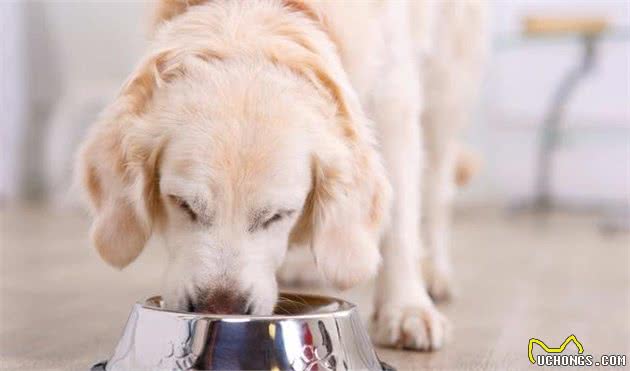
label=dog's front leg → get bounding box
[368,60,449,351]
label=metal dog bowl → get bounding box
[92,293,394,370]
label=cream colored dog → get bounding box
[78,0,487,350]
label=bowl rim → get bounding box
[138,291,358,320]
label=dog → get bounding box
[77,0,487,350]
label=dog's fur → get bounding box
[77,0,487,350]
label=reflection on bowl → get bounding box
[92,293,393,371]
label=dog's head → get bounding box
[78,39,390,314]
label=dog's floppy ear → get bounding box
[306,145,391,290]
[285,43,393,290]
[77,53,174,268]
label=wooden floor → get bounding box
[1,205,628,370]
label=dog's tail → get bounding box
[455,145,481,187]
[152,0,209,33]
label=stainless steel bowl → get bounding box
[92,293,394,371]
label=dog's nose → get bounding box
[193,289,250,315]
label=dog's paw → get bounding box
[370,303,450,351]
[423,259,455,302]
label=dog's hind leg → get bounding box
[421,0,488,302]
[421,107,461,302]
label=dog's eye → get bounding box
[249,208,296,232]
[262,213,283,229]
[169,195,197,221]
[261,209,295,229]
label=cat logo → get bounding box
[530,335,627,367]
[528,334,584,364]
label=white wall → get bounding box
[26,1,149,98]
[489,0,629,126]
[0,2,27,201]
[2,0,629,206]
[462,0,630,205]
[16,1,150,199]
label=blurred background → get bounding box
[1,0,629,211]
[1,1,628,370]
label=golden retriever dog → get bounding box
[77,0,487,350]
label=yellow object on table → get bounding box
[524,16,608,36]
